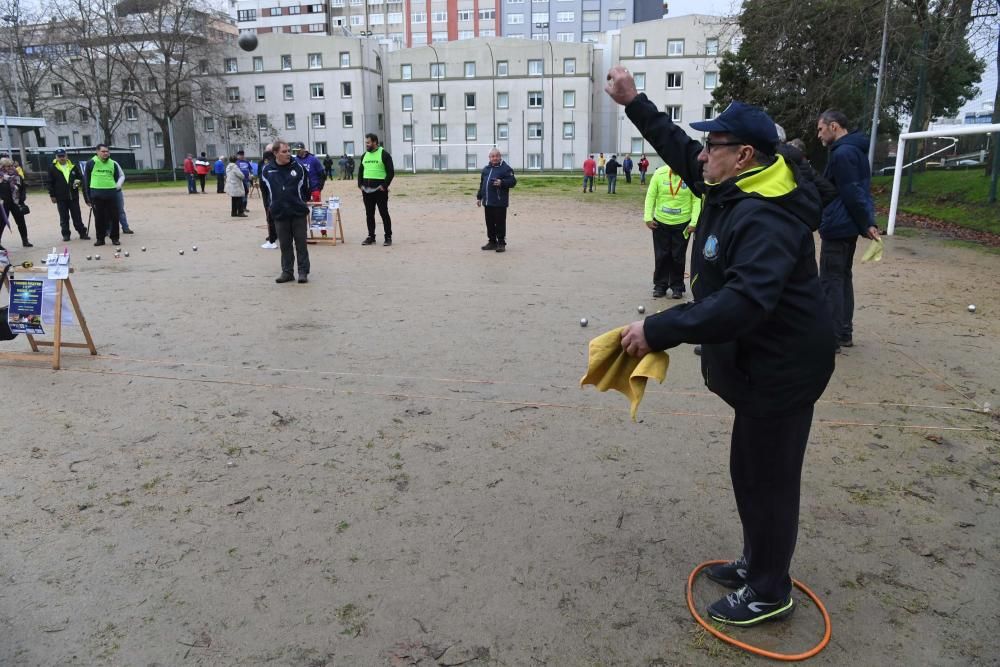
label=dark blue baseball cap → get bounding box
[690,102,779,154]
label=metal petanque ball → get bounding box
[141,246,147,252]
[114,253,120,259]
[238,32,258,52]
[85,255,92,260]
[94,254,101,260]
[580,318,588,327]
[179,249,184,255]
[116,247,122,253]
[968,304,976,313]
[638,305,646,314]
[192,245,198,251]
[124,251,130,257]
[226,459,236,468]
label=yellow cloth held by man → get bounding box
[861,238,884,262]
[580,327,669,421]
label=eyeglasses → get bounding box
[702,139,746,153]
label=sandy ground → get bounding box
[1,175,998,666]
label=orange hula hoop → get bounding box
[686,561,832,661]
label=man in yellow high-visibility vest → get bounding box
[643,164,700,298]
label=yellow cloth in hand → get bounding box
[580,327,669,421]
[861,238,884,262]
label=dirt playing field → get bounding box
[1,175,998,666]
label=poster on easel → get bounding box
[41,278,76,326]
[8,278,45,334]
[309,205,330,232]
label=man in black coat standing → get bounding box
[476,148,516,252]
[47,149,90,241]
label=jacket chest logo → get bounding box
[703,234,720,260]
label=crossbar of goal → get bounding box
[410,143,499,173]
[887,123,1000,235]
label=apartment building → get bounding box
[384,37,593,170]
[500,0,663,43]
[231,0,333,35]
[196,34,386,158]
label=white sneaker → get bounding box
[261,241,278,249]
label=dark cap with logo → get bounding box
[293,142,306,151]
[690,101,779,154]
[55,148,67,156]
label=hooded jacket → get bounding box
[626,93,835,416]
[47,158,84,202]
[295,151,326,192]
[476,160,516,207]
[820,131,874,240]
[260,158,310,220]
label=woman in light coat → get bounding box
[224,157,246,217]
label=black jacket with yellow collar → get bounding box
[625,93,835,417]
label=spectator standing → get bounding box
[644,164,700,298]
[476,148,517,252]
[597,152,606,181]
[605,155,620,194]
[225,156,247,217]
[623,154,634,183]
[194,152,211,193]
[582,154,596,193]
[338,154,348,180]
[236,150,252,210]
[323,154,334,179]
[47,148,89,241]
[183,153,196,194]
[295,143,325,201]
[638,155,650,184]
[358,133,395,246]
[0,157,32,247]
[346,155,356,179]
[260,140,310,283]
[82,144,124,246]
[816,109,879,351]
[213,155,226,193]
[259,144,278,249]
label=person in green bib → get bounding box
[47,149,90,242]
[643,165,700,299]
[357,133,395,246]
[82,144,125,246]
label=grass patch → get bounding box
[873,170,1000,235]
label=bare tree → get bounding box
[44,0,128,146]
[112,0,233,169]
[0,0,54,145]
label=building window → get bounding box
[237,9,256,21]
[128,133,141,148]
[255,85,266,101]
[289,25,302,33]
[562,122,574,139]
[706,37,719,56]
[497,61,508,76]
[314,141,327,155]
[432,10,447,22]
[563,90,575,108]
[288,5,300,13]
[464,61,476,78]
[528,123,543,139]
[257,114,269,130]
[388,12,402,23]
[51,83,63,97]
[631,137,644,153]
[582,31,600,42]
[556,32,574,42]
[350,15,363,25]
[497,92,509,109]
[633,40,646,57]
[224,57,238,73]
[466,153,477,169]
[411,11,426,22]
[608,8,625,20]
[582,10,599,21]
[431,93,446,110]
[430,62,445,79]
[54,110,68,124]
[340,52,350,67]
[531,12,549,23]
[479,8,495,19]
[666,72,682,89]
[153,132,163,146]
[204,117,215,132]
[562,153,575,169]
[508,13,523,24]
[668,39,684,56]
[401,94,413,111]
[341,82,352,97]
[481,28,495,36]
[528,91,543,108]
[403,124,413,141]
[342,111,353,127]
[403,153,413,170]
[527,153,542,170]
[497,123,509,140]
[199,59,209,74]
[253,56,263,72]
[283,84,294,100]
[268,6,281,15]
[703,104,715,120]
[704,72,718,89]
[556,11,573,22]
[311,112,326,128]
[634,73,646,90]
[431,124,447,141]
[466,123,477,141]
[344,141,355,155]
[79,109,89,122]
[228,116,242,130]
[401,63,412,79]
[413,33,427,45]
[308,53,322,69]
[310,83,324,99]
[285,113,296,129]
[665,105,681,122]
[281,54,292,70]
[563,58,575,74]
[458,9,472,21]
[123,105,138,120]
[123,78,138,92]
[528,59,543,76]
[464,92,476,109]
[432,153,448,170]
[225,87,240,102]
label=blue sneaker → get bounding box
[704,555,748,589]
[707,585,794,627]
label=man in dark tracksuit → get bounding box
[607,67,836,627]
[83,144,124,246]
[476,148,516,252]
[47,149,89,241]
[358,133,394,246]
[260,141,310,284]
[817,110,880,350]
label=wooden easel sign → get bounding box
[1,266,97,370]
